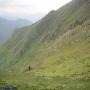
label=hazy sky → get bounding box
[0,0,72,22]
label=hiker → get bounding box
[29,66,31,70]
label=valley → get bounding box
[0,0,90,89]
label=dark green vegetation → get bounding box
[0,0,90,89]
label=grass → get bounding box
[0,72,90,90]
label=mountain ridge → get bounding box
[0,0,89,70]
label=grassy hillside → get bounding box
[0,0,90,89]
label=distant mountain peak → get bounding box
[0,17,32,43]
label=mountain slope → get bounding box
[0,18,32,43]
[0,0,90,89]
[0,0,89,69]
